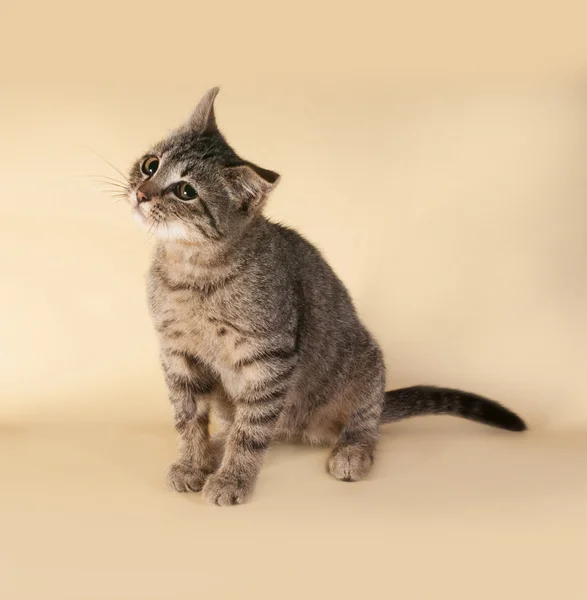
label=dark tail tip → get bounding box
[480,401,527,432]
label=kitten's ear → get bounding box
[189,87,220,134]
[228,162,281,212]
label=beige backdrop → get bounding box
[1,1,587,599]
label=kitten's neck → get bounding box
[158,215,267,279]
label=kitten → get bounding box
[124,88,526,506]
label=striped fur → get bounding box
[123,88,527,505]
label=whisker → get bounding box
[72,143,131,183]
[72,174,128,187]
[145,216,158,243]
[91,181,128,191]
[91,176,129,188]
[92,180,129,191]
[82,174,128,185]
[98,187,129,197]
[98,186,129,203]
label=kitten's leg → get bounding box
[328,369,385,483]
[209,388,235,467]
[203,358,295,506]
[162,350,218,493]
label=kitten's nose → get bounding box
[136,189,149,204]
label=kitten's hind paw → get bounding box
[166,462,211,493]
[328,445,374,482]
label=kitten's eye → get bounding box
[175,182,198,201]
[141,156,159,177]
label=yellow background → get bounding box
[1,1,586,598]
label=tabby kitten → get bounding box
[124,88,526,506]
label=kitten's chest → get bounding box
[149,272,254,369]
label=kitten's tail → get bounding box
[381,386,527,432]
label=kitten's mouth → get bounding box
[133,205,148,225]
[127,191,140,210]
[130,190,151,224]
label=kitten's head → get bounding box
[126,88,280,243]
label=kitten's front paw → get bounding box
[166,462,210,493]
[203,472,251,506]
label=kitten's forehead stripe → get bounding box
[164,131,241,167]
